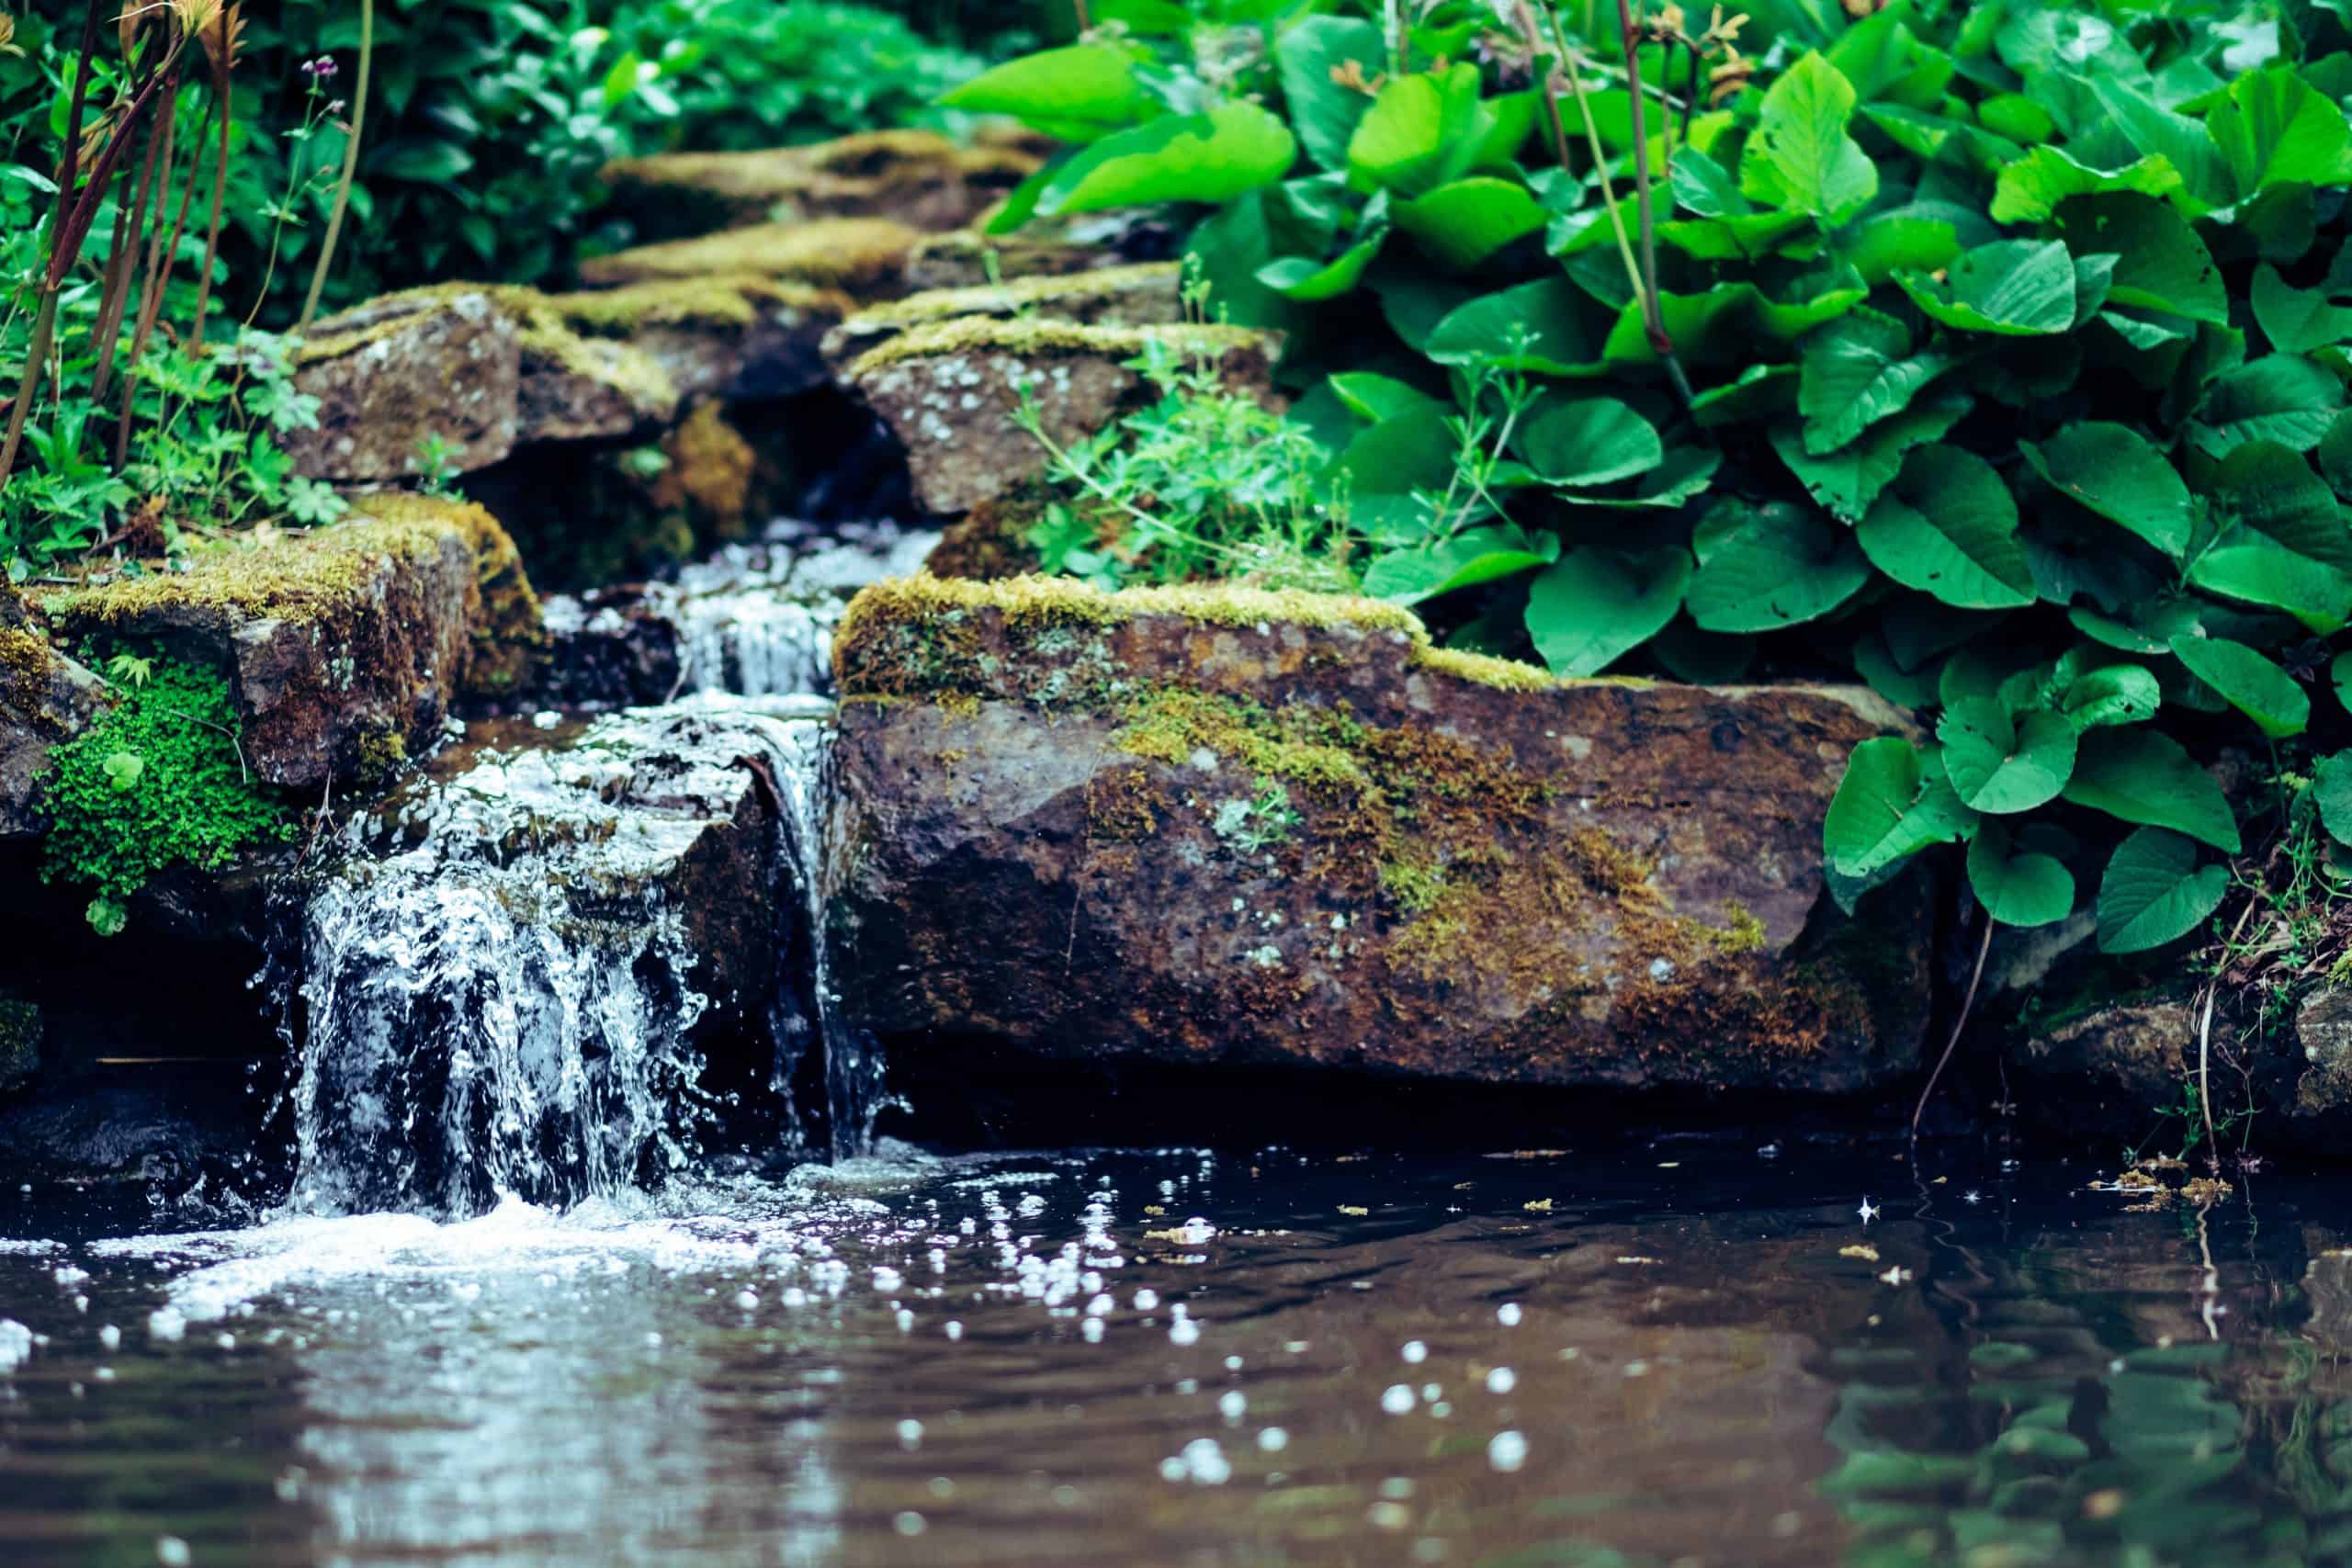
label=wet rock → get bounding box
[45,498,543,790]
[289,287,679,482]
[0,626,107,840]
[824,576,1934,1094]
[841,321,1280,516]
[2007,994,2204,1139]
[923,483,1049,581]
[551,276,853,401]
[2297,985,2352,1111]
[599,130,1038,241]
[821,262,1184,370]
[0,998,38,1094]
[575,216,921,297]
[0,1074,256,1185]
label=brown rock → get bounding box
[822,576,1934,1094]
[820,262,1185,371]
[0,627,107,840]
[550,276,854,401]
[902,211,1181,291]
[46,501,542,790]
[599,130,1038,241]
[841,321,1280,516]
[575,217,920,296]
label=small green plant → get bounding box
[41,651,295,935]
[1212,778,1301,854]
[412,433,464,498]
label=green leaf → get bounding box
[2063,729,2240,851]
[2017,422,2194,559]
[1517,398,1664,488]
[2059,663,2162,730]
[1824,737,1973,878]
[2316,751,2352,846]
[1327,373,1442,423]
[1686,501,1871,632]
[1856,444,2034,611]
[1990,149,2182,224]
[2187,544,2352,632]
[1738,52,1879,225]
[1273,17,1384,169]
[2208,64,2352,199]
[100,750,143,792]
[1938,698,2078,814]
[1967,823,2075,928]
[939,44,1151,140]
[1347,64,1483,197]
[1393,177,1546,270]
[2187,355,2344,457]
[1770,392,1970,523]
[371,138,474,183]
[1555,446,1721,510]
[2089,78,2231,211]
[2059,194,2228,325]
[1524,547,1693,676]
[1334,406,1455,541]
[2251,264,2352,353]
[1424,276,1600,375]
[1039,103,1297,215]
[2167,634,2310,737]
[2096,828,2230,953]
[2211,440,2352,568]
[1601,278,1868,368]
[1255,232,1384,299]
[1363,525,1558,604]
[1798,307,1953,455]
[1897,240,2078,336]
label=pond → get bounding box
[0,1139,2340,1567]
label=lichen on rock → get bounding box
[822,262,1183,368]
[599,130,1038,239]
[575,216,921,295]
[550,276,854,401]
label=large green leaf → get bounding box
[1686,501,1871,632]
[1424,276,1600,375]
[1990,149,2182,224]
[1362,525,1558,604]
[1524,547,1692,676]
[1517,398,1664,488]
[2208,64,2352,199]
[2251,265,2352,353]
[2096,828,2229,953]
[2211,440,2352,569]
[1967,823,2075,928]
[1738,52,1879,225]
[1394,177,1546,269]
[2017,422,2194,559]
[2166,634,2309,738]
[1824,737,1974,879]
[2187,355,2344,457]
[2059,662,2162,730]
[1798,307,1953,455]
[1272,17,1384,170]
[1600,279,1868,368]
[2315,751,2352,847]
[1039,103,1296,215]
[1334,405,1455,542]
[2187,543,2352,632]
[1938,697,2077,814]
[1897,240,2078,335]
[937,44,1152,140]
[1347,64,1483,197]
[1255,232,1384,300]
[2058,194,2228,325]
[1856,445,2034,610]
[2062,729,2240,851]
[2089,77,2232,211]
[1770,392,1970,523]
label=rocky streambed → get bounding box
[0,130,2335,1197]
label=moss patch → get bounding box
[847,317,1267,378]
[550,275,853,335]
[577,217,919,293]
[346,493,545,696]
[840,262,1182,333]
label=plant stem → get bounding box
[1613,0,1693,410]
[1911,914,1993,1143]
[300,0,373,333]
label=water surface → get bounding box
[0,1143,2343,1567]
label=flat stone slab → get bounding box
[45,498,543,790]
[599,130,1038,240]
[824,577,1934,1095]
[821,262,1184,369]
[550,276,852,402]
[841,321,1279,515]
[575,217,921,298]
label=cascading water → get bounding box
[277,518,929,1213]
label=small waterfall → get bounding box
[282,703,825,1214]
[662,518,940,699]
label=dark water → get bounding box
[0,1141,2345,1567]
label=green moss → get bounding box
[1413,645,1559,694]
[50,516,457,628]
[841,262,1182,333]
[577,216,919,292]
[0,626,76,731]
[551,276,852,336]
[848,317,1269,377]
[40,653,295,934]
[346,492,546,696]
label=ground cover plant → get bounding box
[958,0,2352,986]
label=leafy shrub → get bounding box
[962,0,2352,955]
[41,652,295,935]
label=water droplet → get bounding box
[1497,1303,1522,1327]
[1381,1384,1416,1415]
[1487,1430,1530,1472]
[898,1419,923,1450]
[1257,1427,1289,1452]
[1400,1339,1428,1363]
[1486,1367,1516,1393]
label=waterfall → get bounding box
[662,518,939,699]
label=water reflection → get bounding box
[6,1146,2352,1565]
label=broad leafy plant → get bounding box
[962,0,2352,956]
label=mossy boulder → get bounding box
[599,130,1038,241]
[291,287,679,482]
[902,210,1182,292]
[0,626,107,840]
[821,262,1184,369]
[821,575,1934,1096]
[45,502,543,789]
[842,320,1280,516]
[550,276,853,401]
[574,216,920,296]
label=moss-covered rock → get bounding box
[821,262,1184,369]
[599,130,1038,241]
[0,626,108,840]
[45,502,542,788]
[575,216,920,296]
[842,320,1281,516]
[822,574,1933,1095]
[549,276,853,401]
[901,210,1182,292]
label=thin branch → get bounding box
[1911,914,1994,1144]
[299,0,373,333]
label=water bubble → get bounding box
[1134,1289,1160,1311]
[1381,1384,1416,1415]
[98,1325,121,1352]
[1400,1339,1428,1363]
[898,1419,923,1450]
[1081,1317,1104,1343]
[155,1538,191,1567]
[1218,1390,1247,1422]
[1170,1318,1201,1346]
[1257,1427,1289,1452]
[734,1290,759,1311]
[1368,1500,1413,1530]
[893,1511,926,1537]
[944,1321,964,1341]
[1159,1457,1187,1483]
[1497,1303,1522,1327]
[1487,1430,1530,1472]
[1180,1438,1232,1485]
[1486,1367,1517,1394]
[147,1307,187,1342]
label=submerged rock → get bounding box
[824,577,1933,1094]
[45,498,543,789]
[599,130,1038,241]
[841,321,1280,515]
[0,626,107,840]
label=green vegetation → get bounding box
[956,0,2352,960]
[40,651,293,934]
